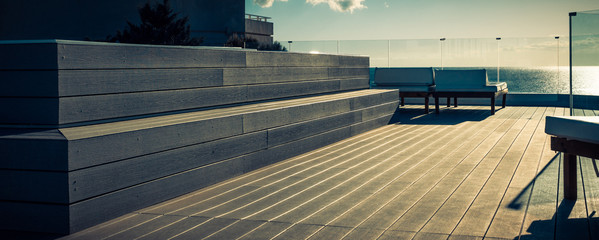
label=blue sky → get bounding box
[246,0,599,41]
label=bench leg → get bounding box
[454,97,458,107]
[446,97,450,107]
[502,94,507,108]
[491,97,496,115]
[564,153,577,200]
[435,96,440,114]
[424,97,429,113]
[401,96,405,106]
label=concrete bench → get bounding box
[545,116,599,200]
[0,40,398,234]
[434,69,508,115]
[373,67,435,113]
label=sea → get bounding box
[369,66,599,96]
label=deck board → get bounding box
[55,106,599,240]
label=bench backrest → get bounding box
[374,67,434,86]
[434,69,488,90]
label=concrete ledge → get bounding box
[0,90,398,234]
[0,40,247,70]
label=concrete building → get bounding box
[0,0,273,46]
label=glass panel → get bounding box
[571,10,599,115]
[283,37,573,94]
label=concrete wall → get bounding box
[0,0,244,45]
[245,19,274,43]
[0,40,398,234]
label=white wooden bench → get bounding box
[373,67,435,113]
[434,69,508,115]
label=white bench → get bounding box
[373,67,435,113]
[545,116,599,200]
[434,69,508,114]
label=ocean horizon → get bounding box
[369,66,599,96]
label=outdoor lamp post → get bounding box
[440,38,446,70]
[496,37,501,83]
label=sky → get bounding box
[245,0,599,41]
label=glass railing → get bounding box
[284,37,575,95]
[571,10,599,115]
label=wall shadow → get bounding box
[390,106,495,125]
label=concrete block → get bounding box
[0,129,67,171]
[267,111,360,147]
[55,41,247,69]
[247,80,340,102]
[350,113,396,136]
[340,78,369,91]
[64,115,243,170]
[337,55,369,68]
[360,101,400,122]
[57,69,224,96]
[223,67,329,85]
[0,201,69,234]
[0,69,223,97]
[0,98,59,125]
[0,41,58,70]
[67,131,267,203]
[350,89,399,110]
[0,170,68,203]
[246,51,339,67]
[329,67,369,79]
[243,126,352,172]
[0,40,248,70]
[68,154,249,234]
[242,97,351,133]
[58,86,248,124]
[0,71,58,97]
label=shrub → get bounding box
[107,0,202,46]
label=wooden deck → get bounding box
[59,106,599,240]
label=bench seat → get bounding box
[373,67,435,113]
[545,116,599,200]
[434,69,508,114]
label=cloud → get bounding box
[306,0,367,13]
[384,2,389,8]
[253,0,288,8]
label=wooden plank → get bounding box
[103,215,187,240]
[485,107,553,239]
[581,106,599,239]
[555,155,591,239]
[580,156,599,239]
[136,216,210,240]
[449,107,543,237]
[200,219,266,240]
[236,222,292,239]
[417,107,535,236]
[329,107,525,234]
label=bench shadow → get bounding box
[509,153,597,239]
[390,106,497,125]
